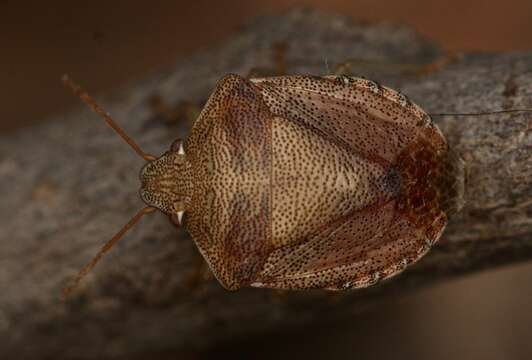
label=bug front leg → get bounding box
[144,94,203,130]
[168,206,214,292]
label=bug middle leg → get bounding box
[332,52,462,77]
[247,42,289,78]
[184,253,214,293]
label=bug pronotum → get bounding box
[62,73,531,296]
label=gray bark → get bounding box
[1,9,531,359]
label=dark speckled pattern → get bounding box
[141,73,465,290]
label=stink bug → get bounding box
[62,73,467,295]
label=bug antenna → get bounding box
[430,109,532,117]
[62,74,157,162]
[62,206,157,299]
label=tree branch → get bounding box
[1,9,531,359]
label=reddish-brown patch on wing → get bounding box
[395,126,465,242]
[185,74,274,290]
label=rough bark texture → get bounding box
[1,10,531,359]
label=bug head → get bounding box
[61,75,191,298]
[139,139,192,215]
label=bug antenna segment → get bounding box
[62,206,157,299]
[62,74,157,162]
[430,109,532,117]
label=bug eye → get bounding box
[170,138,184,153]
[169,210,187,227]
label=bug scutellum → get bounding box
[62,72,471,295]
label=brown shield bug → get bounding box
[62,73,471,295]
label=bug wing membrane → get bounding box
[249,75,458,290]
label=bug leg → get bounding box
[332,52,462,77]
[413,52,463,76]
[331,63,383,92]
[333,61,354,76]
[272,42,288,76]
[144,94,202,129]
[169,210,214,292]
[269,289,290,304]
[247,42,288,78]
[184,254,213,292]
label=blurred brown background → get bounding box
[2,1,532,359]
[3,0,532,132]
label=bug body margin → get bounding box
[138,73,466,291]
